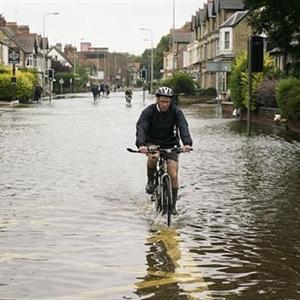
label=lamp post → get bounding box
[72,38,84,93]
[73,38,84,74]
[42,12,59,91]
[140,27,153,94]
[172,0,176,74]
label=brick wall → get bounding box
[233,18,251,56]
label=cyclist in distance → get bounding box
[135,86,193,214]
[125,87,133,97]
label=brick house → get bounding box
[183,0,249,91]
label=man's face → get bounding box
[157,96,171,112]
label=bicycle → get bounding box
[127,145,189,226]
[125,94,132,106]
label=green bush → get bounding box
[204,87,217,97]
[254,78,278,108]
[228,52,248,108]
[160,71,195,96]
[228,52,279,110]
[0,73,13,100]
[17,72,35,102]
[276,77,300,121]
[52,72,73,94]
[0,67,35,102]
[193,87,216,97]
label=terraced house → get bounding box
[0,15,51,85]
[165,0,251,93]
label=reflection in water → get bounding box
[135,227,211,299]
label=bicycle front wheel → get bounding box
[162,176,173,226]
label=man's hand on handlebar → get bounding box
[139,146,148,154]
[181,145,193,153]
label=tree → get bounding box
[140,35,170,82]
[161,71,195,97]
[153,35,170,80]
[140,49,151,81]
[244,0,300,71]
[51,60,71,73]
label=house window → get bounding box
[27,54,33,66]
[224,31,230,49]
[216,40,220,55]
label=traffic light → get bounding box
[249,36,264,73]
[140,68,147,80]
[48,69,54,81]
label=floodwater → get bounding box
[1,91,300,300]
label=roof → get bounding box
[48,45,73,65]
[0,27,27,52]
[14,33,37,53]
[220,10,248,27]
[208,1,214,18]
[199,8,205,24]
[213,0,244,13]
[219,0,244,10]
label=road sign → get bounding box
[8,48,20,64]
[59,78,64,84]
[206,61,231,72]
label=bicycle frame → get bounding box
[150,150,174,226]
[127,145,192,226]
[152,154,168,196]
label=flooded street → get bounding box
[1,91,300,299]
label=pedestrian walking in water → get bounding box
[34,83,43,102]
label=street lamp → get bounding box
[42,12,59,91]
[73,38,84,75]
[172,0,176,73]
[43,12,59,38]
[73,38,84,93]
[140,27,153,94]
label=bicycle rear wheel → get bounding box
[162,176,173,226]
[152,175,161,213]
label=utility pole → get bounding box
[172,0,176,74]
[140,28,154,94]
[42,12,59,92]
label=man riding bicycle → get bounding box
[135,86,193,214]
[125,88,133,97]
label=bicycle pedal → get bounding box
[171,209,178,215]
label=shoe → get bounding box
[171,206,178,215]
[145,178,155,194]
[171,188,178,215]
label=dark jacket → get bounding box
[136,103,192,148]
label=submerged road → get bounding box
[1,91,300,299]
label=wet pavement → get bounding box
[1,91,300,299]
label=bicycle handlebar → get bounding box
[126,146,193,154]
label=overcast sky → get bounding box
[1,0,205,55]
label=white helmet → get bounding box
[155,86,173,97]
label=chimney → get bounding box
[56,43,62,52]
[0,14,6,26]
[17,25,30,34]
[6,22,18,33]
[64,44,75,58]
